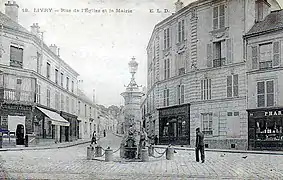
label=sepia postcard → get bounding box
[0,0,283,179]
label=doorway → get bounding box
[16,124,24,145]
[65,126,69,142]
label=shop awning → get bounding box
[37,107,70,127]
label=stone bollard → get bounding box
[141,148,149,162]
[95,145,103,157]
[87,146,95,160]
[148,144,154,157]
[166,146,174,160]
[105,147,113,162]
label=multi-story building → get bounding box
[142,0,281,150]
[244,9,283,150]
[77,87,98,139]
[0,1,99,146]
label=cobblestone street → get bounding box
[0,133,283,179]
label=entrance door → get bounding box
[51,125,55,139]
[65,126,69,142]
[16,124,24,145]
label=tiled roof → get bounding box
[246,10,283,36]
[0,12,29,33]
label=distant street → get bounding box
[0,133,283,179]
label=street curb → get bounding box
[153,145,283,155]
[0,140,91,152]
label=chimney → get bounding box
[49,44,58,55]
[175,0,184,12]
[5,1,19,23]
[30,23,40,36]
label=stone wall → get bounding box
[188,138,248,150]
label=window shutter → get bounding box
[181,85,184,103]
[219,5,225,29]
[213,7,218,30]
[163,29,166,50]
[183,19,187,40]
[212,113,219,136]
[201,80,203,100]
[252,46,258,69]
[177,85,180,104]
[273,41,280,67]
[178,21,181,43]
[207,43,212,67]
[226,38,233,64]
[175,23,179,44]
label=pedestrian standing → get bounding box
[103,130,106,137]
[91,131,97,145]
[195,127,205,163]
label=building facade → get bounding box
[245,9,283,150]
[77,88,98,140]
[0,1,100,146]
[142,0,281,150]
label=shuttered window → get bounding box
[207,44,212,67]
[201,79,211,100]
[10,45,23,68]
[178,19,185,43]
[257,80,274,107]
[47,89,51,107]
[273,41,280,67]
[252,46,258,69]
[176,85,185,104]
[213,5,225,30]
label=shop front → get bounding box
[0,103,33,147]
[247,107,283,151]
[35,107,70,143]
[157,103,190,145]
[60,111,78,142]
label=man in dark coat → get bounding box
[195,127,205,163]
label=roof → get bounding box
[0,11,29,33]
[0,11,80,77]
[245,9,283,37]
[77,89,95,107]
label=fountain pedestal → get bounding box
[120,57,144,160]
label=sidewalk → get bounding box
[154,144,283,155]
[0,139,91,152]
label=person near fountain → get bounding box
[138,128,148,158]
[91,131,97,145]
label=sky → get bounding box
[0,0,282,107]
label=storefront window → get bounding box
[255,117,283,141]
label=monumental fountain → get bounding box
[120,57,144,159]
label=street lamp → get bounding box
[128,57,138,87]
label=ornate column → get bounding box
[120,57,144,159]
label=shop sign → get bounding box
[160,106,187,116]
[2,104,32,111]
[265,110,283,116]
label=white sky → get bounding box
[0,0,282,107]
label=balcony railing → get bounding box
[0,88,35,103]
[213,58,226,68]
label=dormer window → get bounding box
[255,0,270,22]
